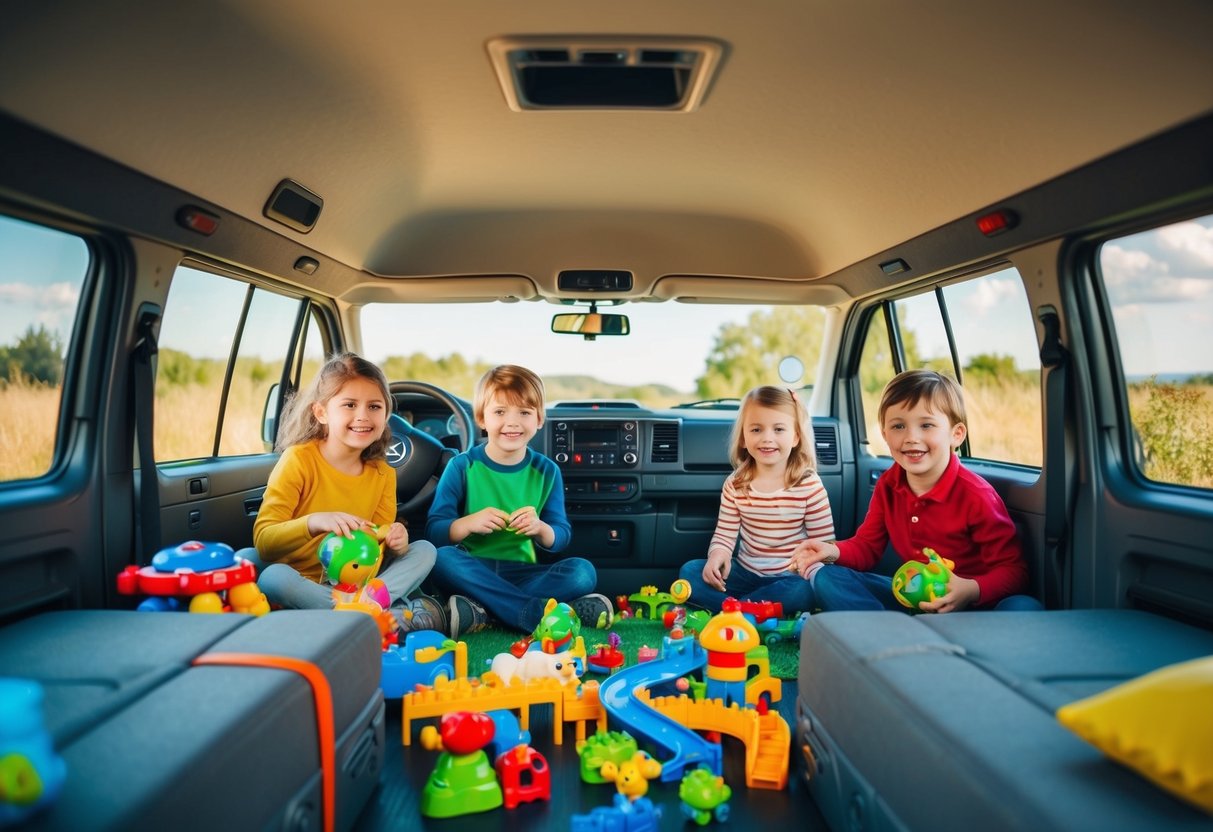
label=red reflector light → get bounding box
[976,209,1018,237]
[177,206,220,236]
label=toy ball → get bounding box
[892,548,955,610]
[670,578,692,604]
[317,529,382,585]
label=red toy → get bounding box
[495,744,551,809]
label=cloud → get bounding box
[0,281,80,309]
[1101,244,1211,304]
[961,276,1020,316]
[1157,221,1213,274]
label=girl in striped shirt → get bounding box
[678,386,835,614]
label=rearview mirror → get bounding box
[551,312,630,338]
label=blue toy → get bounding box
[571,792,662,832]
[151,540,238,573]
[0,678,66,826]
[380,631,467,698]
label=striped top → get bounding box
[708,473,835,577]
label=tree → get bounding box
[0,324,63,386]
[695,307,826,399]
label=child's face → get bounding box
[312,376,387,455]
[478,393,542,460]
[742,403,799,476]
[880,398,966,491]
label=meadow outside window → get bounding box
[0,214,90,483]
[155,265,326,462]
[1099,213,1213,491]
[856,266,1043,467]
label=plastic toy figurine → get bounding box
[625,584,676,620]
[318,527,397,640]
[614,595,634,618]
[116,540,266,616]
[489,647,581,685]
[599,750,663,801]
[571,792,662,832]
[758,611,810,646]
[736,598,783,625]
[587,633,625,675]
[578,729,639,784]
[0,678,66,826]
[380,630,468,699]
[892,547,955,610]
[533,597,582,653]
[419,711,503,818]
[679,766,732,825]
[698,598,760,707]
[495,743,550,809]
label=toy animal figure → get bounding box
[318,527,396,638]
[489,648,581,685]
[532,598,581,654]
[892,547,956,610]
[599,751,663,801]
[679,767,732,826]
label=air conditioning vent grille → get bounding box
[813,424,839,467]
[651,423,680,463]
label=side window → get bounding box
[155,265,317,462]
[0,215,90,483]
[1099,214,1213,490]
[856,266,1043,466]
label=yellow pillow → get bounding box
[1057,656,1213,814]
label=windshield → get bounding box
[361,301,826,408]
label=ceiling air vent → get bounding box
[651,422,680,463]
[487,37,724,112]
[813,424,839,467]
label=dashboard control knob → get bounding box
[555,452,569,463]
[623,452,637,464]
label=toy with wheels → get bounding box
[679,766,732,825]
[115,540,267,616]
[891,547,955,610]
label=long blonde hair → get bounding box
[729,386,815,492]
[275,352,393,462]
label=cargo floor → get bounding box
[354,680,826,831]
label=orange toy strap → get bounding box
[193,652,335,832]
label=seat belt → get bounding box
[1038,306,1070,609]
[132,303,162,562]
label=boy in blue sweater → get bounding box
[426,365,613,636]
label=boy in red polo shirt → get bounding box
[790,369,1040,612]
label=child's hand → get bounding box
[507,506,546,538]
[307,511,372,538]
[383,521,409,555]
[787,539,838,578]
[918,574,980,614]
[702,551,731,592]
[463,507,512,535]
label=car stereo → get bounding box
[549,419,638,468]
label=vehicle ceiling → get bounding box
[2,1,1212,305]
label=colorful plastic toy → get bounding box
[0,678,66,826]
[587,633,625,675]
[419,711,503,818]
[736,598,783,625]
[892,547,955,610]
[679,766,732,825]
[483,709,531,761]
[600,750,662,801]
[614,595,634,619]
[495,743,550,809]
[757,611,810,646]
[571,792,662,832]
[533,597,582,653]
[625,584,678,620]
[699,598,761,707]
[578,730,639,784]
[116,540,266,616]
[380,630,468,698]
[490,647,581,685]
[318,528,397,641]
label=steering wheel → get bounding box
[386,381,475,517]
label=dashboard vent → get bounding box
[651,423,680,462]
[813,424,839,466]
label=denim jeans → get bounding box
[239,540,437,610]
[678,558,816,615]
[813,565,1043,612]
[429,545,597,631]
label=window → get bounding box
[856,266,1043,466]
[0,214,90,482]
[1099,214,1213,490]
[155,265,324,462]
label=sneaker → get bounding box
[572,593,614,630]
[448,594,490,637]
[395,593,447,635]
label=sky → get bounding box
[3,215,1212,386]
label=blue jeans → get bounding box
[813,566,1043,612]
[678,559,816,615]
[239,540,437,610]
[429,545,597,632]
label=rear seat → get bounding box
[0,610,384,831]
[797,610,1213,831]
